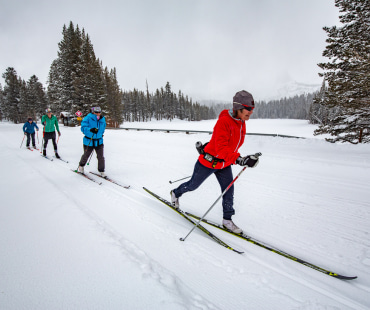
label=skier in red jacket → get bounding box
[171,90,259,233]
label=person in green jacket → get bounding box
[41,108,61,158]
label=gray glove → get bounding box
[236,155,259,168]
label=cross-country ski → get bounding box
[90,172,130,189]
[143,187,243,254]
[185,211,357,280]
[71,169,102,185]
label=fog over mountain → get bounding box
[200,80,321,107]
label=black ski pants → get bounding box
[43,131,57,151]
[79,144,105,172]
[173,160,235,220]
[26,132,36,147]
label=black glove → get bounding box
[58,131,61,136]
[236,155,259,168]
[90,128,98,134]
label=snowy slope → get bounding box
[1,119,370,310]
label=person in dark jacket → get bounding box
[41,108,61,158]
[78,106,107,176]
[23,117,39,149]
[170,90,260,233]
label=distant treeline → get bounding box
[122,82,216,122]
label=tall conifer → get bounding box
[316,0,370,143]
[2,67,21,123]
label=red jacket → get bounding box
[199,109,246,169]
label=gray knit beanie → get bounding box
[233,90,254,110]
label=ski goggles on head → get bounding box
[92,107,101,113]
[45,108,52,113]
[233,102,255,111]
[242,105,254,111]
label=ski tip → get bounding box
[335,275,358,280]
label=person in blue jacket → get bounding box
[78,106,107,176]
[23,117,39,149]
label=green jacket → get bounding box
[41,114,60,133]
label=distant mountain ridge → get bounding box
[266,81,321,102]
[200,81,319,120]
[199,81,321,106]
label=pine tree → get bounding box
[316,0,370,143]
[75,32,106,114]
[18,79,28,122]
[104,67,123,126]
[27,75,47,121]
[0,84,4,120]
[309,80,327,124]
[2,67,21,123]
[57,22,83,112]
[164,82,173,120]
[47,59,63,111]
[47,22,122,120]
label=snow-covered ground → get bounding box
[1,118,369,310]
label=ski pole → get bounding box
[86,135,95,166]
[169,176,191,184]
[37,130,39,144]
[87,148,95,165]
[20,134,26,148]
[75,136,94,170]
[180,152,262,242]
[40,125,45,154]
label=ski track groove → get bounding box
[22,155,221,310]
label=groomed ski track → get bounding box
[1,122,370,310]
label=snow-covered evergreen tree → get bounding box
[1,67,21,123]
[26,75,47,121]
[309,80,329,125]
[48,21,122,119]
[315,0,370,143]
[0,84,3,120]
[18,79,28,122]
[104,67,123,126]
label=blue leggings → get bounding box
[173,160,235,219]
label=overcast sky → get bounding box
[0,0,340,102]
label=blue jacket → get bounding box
[23,121,39,134]
[81,113,106,147]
